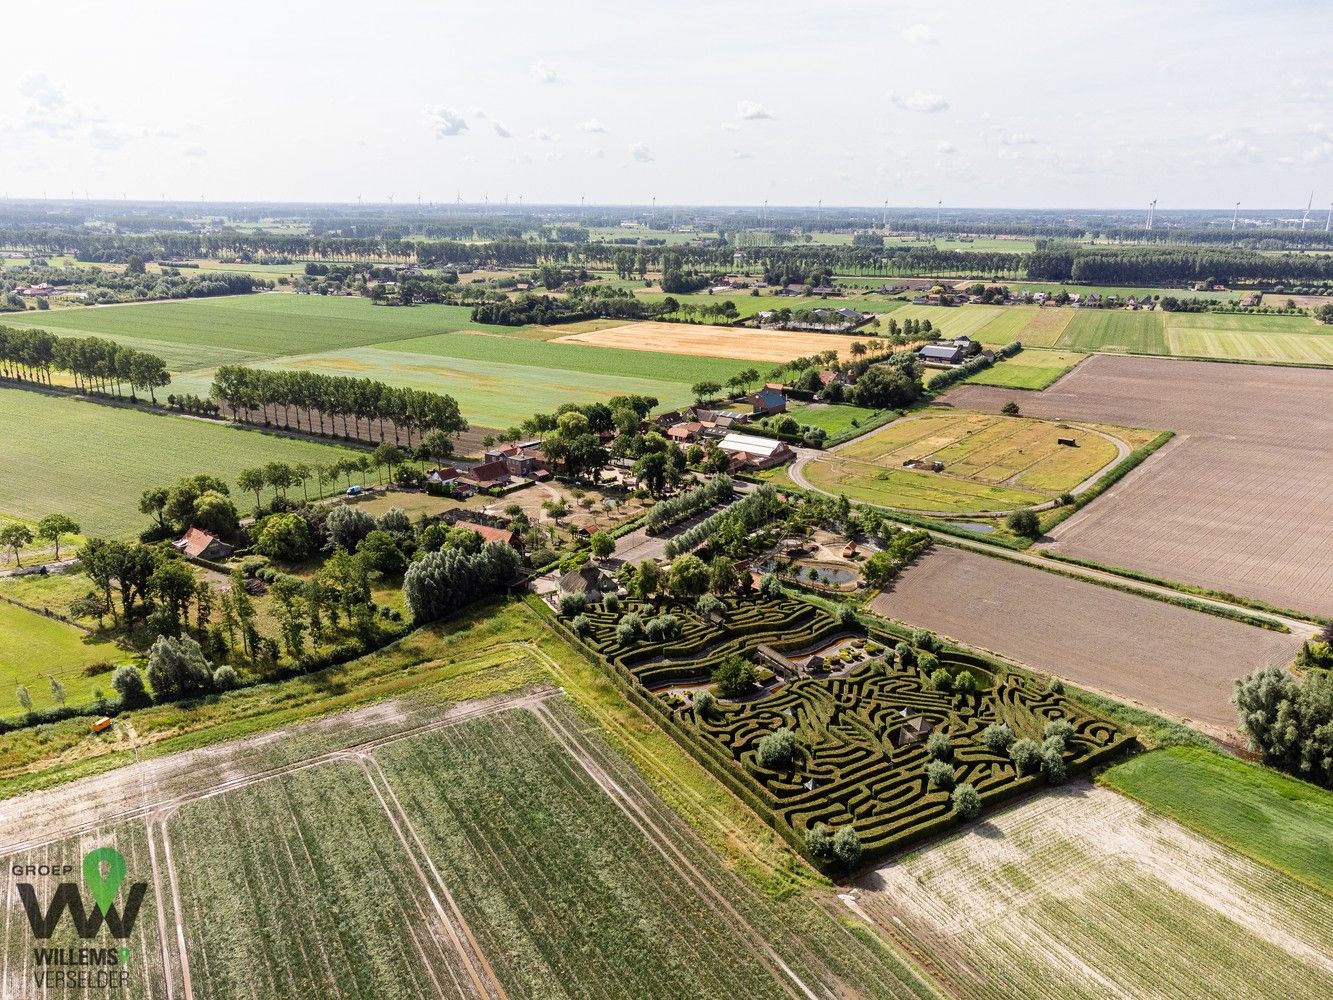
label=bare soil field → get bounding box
[851,783,1333,1000]
[555,320,871,362]
[868,547,1302,734]
[940,355,1333,615]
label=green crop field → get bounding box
[974,305,1075,348]
[0,602,130,715]
[0,390,361,537]
[168,342,731,428]
[889,303,1005,341]
[965,349,1086,390]
[1055,309,1168,353]
[4,295,514,367]
[806,410,1121,512]
[1163,312,1333,363]
[1101,746,1333,895]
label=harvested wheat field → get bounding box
[851,783,1333,1000]
[555,320,872,362]
[940,355,1333,615]
[868,547,1302,733]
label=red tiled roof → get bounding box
[455,521,516,546]
[176,527,219,558]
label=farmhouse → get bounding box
[558,565,614,602]
[454,519,522,551]
[485,441,548,477]
[459,460,512,491]
[918,343,965,365]
[748,385,788,416]
[172,527,233,560]
[718,431,793,469]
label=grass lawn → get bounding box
[781,402,884,435]
[0,390,362,537]
[1101,746,1333,896]
[965,349,1086,390]
[802,459,1047,513]
[887,304,1005,341]
[1055,309,1168,353]
[3,295,515,369]
[1163,312,1333,364]
[0,602,129,715]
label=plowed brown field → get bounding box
[941,355,1333,615]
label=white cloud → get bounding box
[936,140,957,154]
[734,151,752,159]
[577,119,607,133]
[588,146,604,159]
[424,107,468,137]
[492,121,512,138]
[19,74,67,112]
[720,122,740,132]
[737,99,774,120]
[183,145,207,158]
[629,142,653,162]
[1206,131,1261,158]
[890,90,950,113]
[530,61,561,84]
[994,131,1037,146]
[471,108,488,119]
[901,23,938,45]
[531,127,559,142]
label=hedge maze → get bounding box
[562,592,1130,863]
[577,596,845,687]
[686,652,1129,855]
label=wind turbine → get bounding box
[1146,199,1156,231]
[1232,202,1240,232]
[1326,202,1332,233]
[1300,191,1313,231]
[936,200,942,225]
[883,199,888,228]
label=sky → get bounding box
[1,0,1330,209]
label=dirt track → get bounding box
[940,355,1333,616]
[869,546,1303,735]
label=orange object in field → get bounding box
[90,717,112,734]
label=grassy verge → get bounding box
[1100,746,1333,896]
[1039,551,1329,626]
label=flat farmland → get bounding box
[169,343,727,428]
[4,294,507,367]
[941,355,1333,615]
[1163,311,1333,363]
[868,547,1302,733]
[965,349,1085,390]
[1054,309,1168,353]
[0,602,130,715]
[0,687,943,1000]
[889,303,1005,341]
[0,390,362,536]
[554,319,873,362]
[854,784,1333,1000]
[973,305,1075,347]
[802,410,1123,513]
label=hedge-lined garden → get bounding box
[684,646,1130,857]
[558,586,1131,867]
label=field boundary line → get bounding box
[0,684,559,856]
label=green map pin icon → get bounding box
[82,848,127,914]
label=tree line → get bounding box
[210,366,466,446]
[0,325,171,401]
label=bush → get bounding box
[836,603,859,627]
[357,530,407,575]
[1042,747,1068,784]
[1044,717,1074,748]
[911,628,936,652]
[570,614,591,637]
[1046,676,1065,694]
[832,826,862,867]
[951,782,981,819]
[1006,509,1041,539]
[695,593,725,617]
[926,731,953,761]
[981,722,1014,753]
[212,665,240,691]
[326,506,376,550]
[1009,737,1042,775]
[602,592,621,614]
[643,613,680,641]
[1001,401,1020,417]
[376,507,412,535]
[894,641,913,667]
[953,670,978,694]
[805,822,833,859]
[925,759,955,790]
[712,655,756,698]
[759,572,782,598]
[692,689,716,720]
[927,665,949,690]
[253,512,312,562]
[111,665,148,706]
[756,728,796,769]
[557,591,587,617]
[616,612,644,644]
[146,634,213,700]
